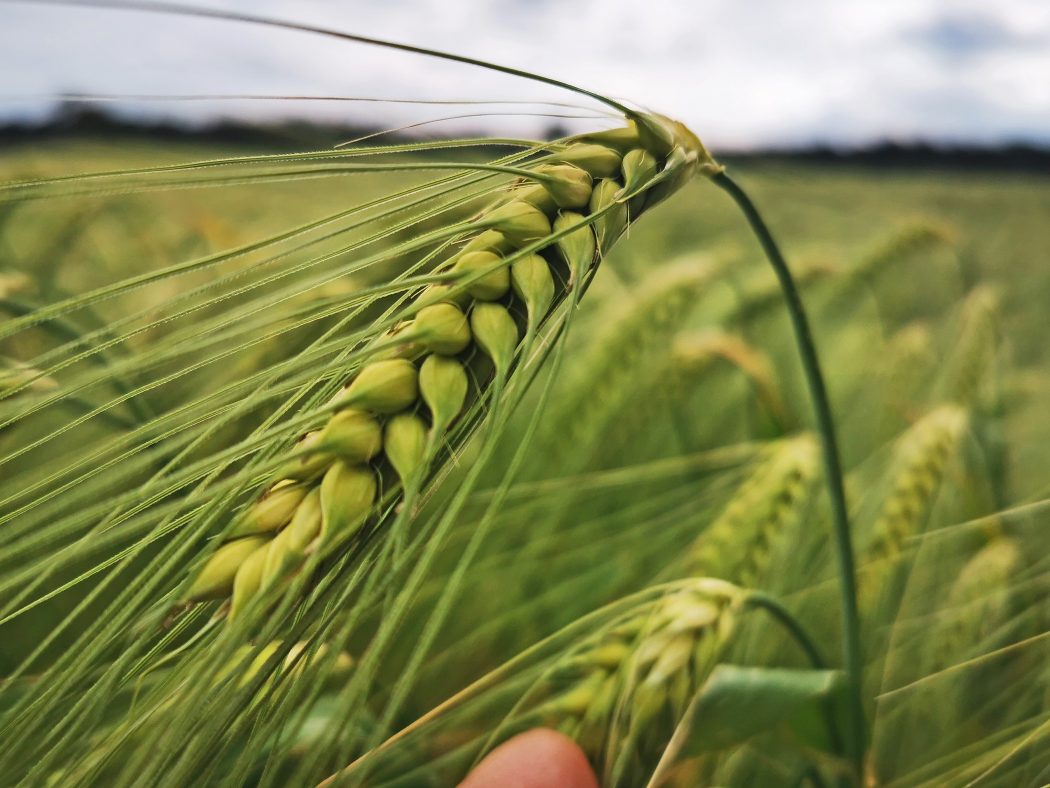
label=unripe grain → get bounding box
[384,412,429,485]
[229,541,270,622]
[413,303,471,355]
[483,200,552,246]
[334,359,418,414]
[317,409,382,463]
[536,163,593,209]
[470,303,519,373]
[229,480,308,537]
[554,143,622,178]
[554,212,597,285]
[320,461,377,542]
[419,354,469,433]
[187,536,269,601]
[454,251,510,301]
[511,253,555,328]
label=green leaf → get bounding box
[678,665,846,755]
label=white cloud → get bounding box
[1,0,1048,147]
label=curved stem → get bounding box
[745,592,826,670]
[712,171,865,781]
[745,592,844,760]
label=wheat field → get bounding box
[2,17,1050,787]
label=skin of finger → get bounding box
[458,728,599,788]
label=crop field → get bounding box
[1,129,1049,788]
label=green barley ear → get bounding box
[333,359,419,414]
[524,579,744,782]
[470,302,519,374]
[454,251,510,301]
[319,461,377,542]
[186,537,270,601]
[411,303,472,355]
[686,433,820,587]
[384,413,429,486]
[861,405,969,614]
[419,354,469,434]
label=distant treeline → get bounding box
[3,105,1049,172]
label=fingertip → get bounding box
[459,728,598,788]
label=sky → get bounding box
[2,0,1050,149]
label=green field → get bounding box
[1,137,1048,786]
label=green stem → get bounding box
[713,171,864,780]
[745,593,826,670]
[745,592,843,759]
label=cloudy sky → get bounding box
[2,0,1050,148]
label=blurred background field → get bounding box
[2,118,1049,788]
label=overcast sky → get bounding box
[2,0,1050,148]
